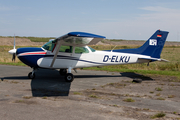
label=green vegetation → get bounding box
[151,112,166,119]
[168,95,175,98]
[155,87,162,91]
[156,93,161,96]
[89,94,98,98]
[157,97,165,100]
[22,96,32,99]
[149,91,154,94]
[123,98,135,102]
[73,92,82,95]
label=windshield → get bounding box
[42,40,56,51]
[88,46,96,52]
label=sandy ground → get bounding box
[0,65,180,120]
[0,38,45,46]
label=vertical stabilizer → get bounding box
[139,30,169,58]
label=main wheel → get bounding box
[65,73,74,82]
[28,72,35,79]
[59,69,67,76]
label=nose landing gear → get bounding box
[28,68,37,79]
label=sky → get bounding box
[0,0,180,41]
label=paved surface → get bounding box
[0,65,180,120]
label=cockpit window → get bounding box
[89,47,96,52]
[42,41,56,51]
[59,46,73,53]
[75,47,89,54]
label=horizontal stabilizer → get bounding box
[138,58,169,62]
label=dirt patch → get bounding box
[0,38,45,46]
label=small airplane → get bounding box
[8,30,169,82]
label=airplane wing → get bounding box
[50,32,106,67]
[54,32,106,46]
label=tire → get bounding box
[59,69,67,76]
[65,73,74,82]
[28,72,35,79]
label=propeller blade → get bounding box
[12,53,16,62]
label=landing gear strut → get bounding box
[59,69,67,76]
[64,67,74,82]
[28,68,36,79]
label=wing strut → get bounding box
[50,41,61,68]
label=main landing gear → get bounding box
[28,67,74,82]
[59,67,74,82]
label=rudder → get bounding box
[138,30,169,58]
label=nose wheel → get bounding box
[28,68,36,79]
[28,72,35,79]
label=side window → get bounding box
[75,47,89,54]
[59,46,72,53]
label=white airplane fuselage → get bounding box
[36,46,149,69]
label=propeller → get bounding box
[8,34,17,62]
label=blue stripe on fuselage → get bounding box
[16,47,45,68]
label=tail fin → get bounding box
[138,30,169,58]
[112,30,169,58]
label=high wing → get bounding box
[54,32,106,46]
[50,32,106,67]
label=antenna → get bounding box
[111,45,117,52]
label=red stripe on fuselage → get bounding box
[19,52,46,56]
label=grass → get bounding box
[73,92,82,95]
[149,91,154,94]
[89,94,98,98]
[22,96,32,99]
[155,87,163,91]
[151,112,166,119]
[157,97,165,100]
[123,98,135,102]
[168,95,175,98]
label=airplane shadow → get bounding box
[31,69,71,97]
[74,75,121,78]
[0,76,29,81]
[1,69,153,97]
[120,72,154,81]
[0,69,71,97]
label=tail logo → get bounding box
[149,39,157,46]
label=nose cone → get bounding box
[16,47,45,68]
[8,48,17,55]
